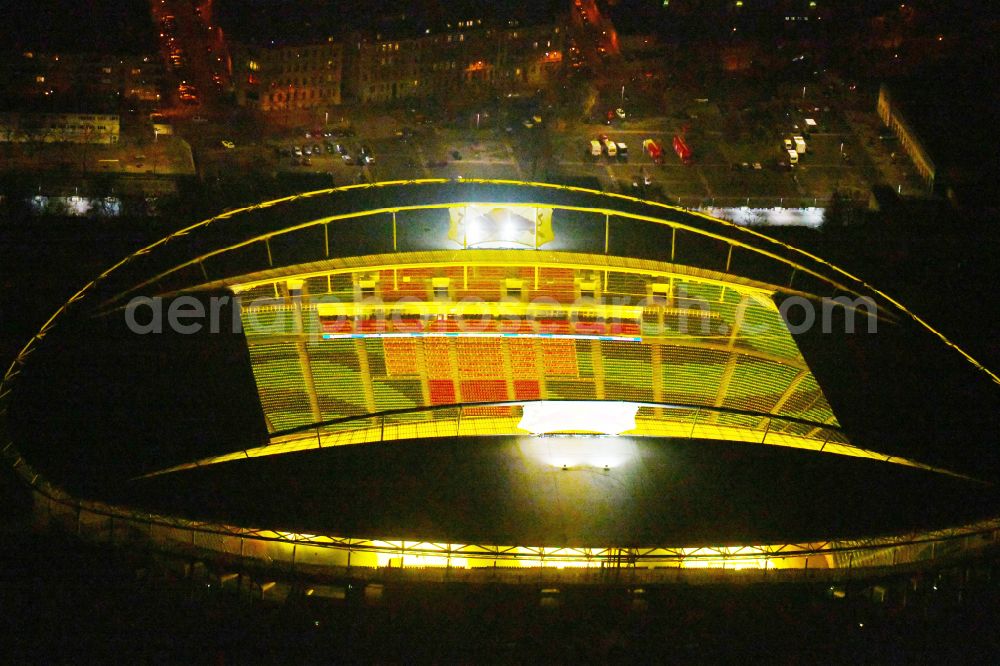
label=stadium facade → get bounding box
[4,179,999,593]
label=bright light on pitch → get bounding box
[519,401,638,435]
[519,436,638,469]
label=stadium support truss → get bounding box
[4,179,1000,584]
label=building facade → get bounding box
[231,40,343,112]
[0,51,163,106]
[0,112,120,144]
[345,19,565,104]
[877,84,936,190]
[228,15,565,111]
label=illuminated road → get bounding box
[150,0,229,109]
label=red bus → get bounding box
[672,135,692,164]
[643,139,663,164]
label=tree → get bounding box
[822,190,859,228]
[580,84,599,121]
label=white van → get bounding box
[787,149,799,165]
[603,139,617,157]
[590,140,602,157]
[793,135,807,154]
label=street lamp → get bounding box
[620,85,625,106]
[802,85,806,100]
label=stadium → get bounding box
[3,179,1000,599]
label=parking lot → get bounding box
[237,124,525,186]
[188,89,910,213]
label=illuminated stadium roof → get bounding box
[4,180,1000,580]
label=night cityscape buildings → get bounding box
[1,0,999,661]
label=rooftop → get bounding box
[7,181,999,557]
[0,0,156,56]
[218,0,563,45]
